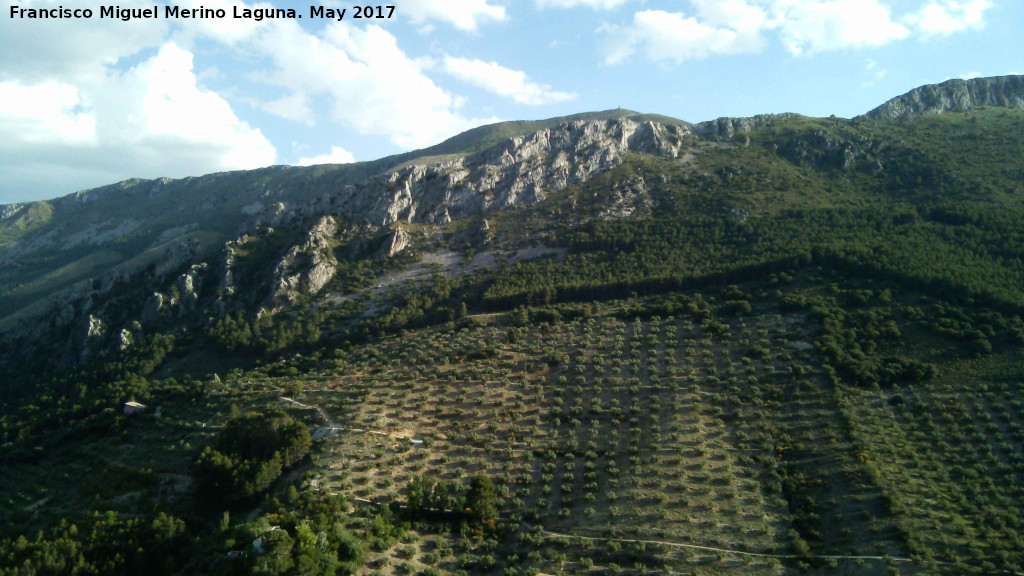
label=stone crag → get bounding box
[861,75,1024,122]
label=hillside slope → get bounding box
[1,75,1024,576]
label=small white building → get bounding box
[123,401,146,415]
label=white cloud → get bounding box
[124,44,276,168]
[0,43,276,198]
[777,0,909,55]
[173,0,276,44]
[0,81,97,145]
[297,146,357,166]
[173,0,499,146]
[262,92,316,125]
[862,58,889,87]
[536,0,629,9]
[690,0,771,31]
[245,21,497,149]
[0,0,508,199]
[0,0,169,83]
[906,0,992,36]
[603,0,932,64]
[441,57,577,105]
[602,8,767,65]
[401,0,507,31]
[0,0,279,199]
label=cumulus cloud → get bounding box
[602,0,985,64]
[0,43,275,202]
[176,1,496,147]
[441,57,577,105]
[297,146,357,166]
[118,44,276,168]
[0,0,508,200]
[536,0,630,9]
[777,0,909,55]
[401,0,507,31]
[906,0,992,36]
[247,21,497,149]
[0,81,97,145]
[602,5,768,65]
[262,92,316,126]
[0,0,169,83]
[296,145,356,166]
[862,58,889,87]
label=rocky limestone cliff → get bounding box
[269,216,339,306]
[599,176,652,219]
[1,203,25,221]
[273,118,691,230]
[383,226,411,257]
[693,113,804,138]
[861,75,1024,122]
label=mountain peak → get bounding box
[860,74,1024,122]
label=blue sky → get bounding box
[1,0,1021,203]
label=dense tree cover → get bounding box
[810,298,939,388]
[205,492,368,576]
[0,511,189,576]
[481,203,1024,312]
[208,312,321,354]
[404,474,499,529]
[355,275,461,339]
[0,334,178,464]
[404,475,466,520]
[192,411,311,503]
[465,475,499,528]
[0,487,376,576]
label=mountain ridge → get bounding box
[860,74,1024,121]
[4,73,1023,214]
[2,74,1024,357]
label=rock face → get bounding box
[600,176,651,219]
[155,238,202,276]
[861,75,1024,122]
[693,114,803,137]
[270,216,338,304]
[0,203,25,221]
[74,314,106,361]
[294,118,691,228]
[118,329,133,351]
[142,293,164,323]
[383,226,411,257]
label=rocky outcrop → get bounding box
[118,328,133,351]
[80,315,104,341]
[270,216,338,304]
[383,226,411,257]
[773,129,869,171]
[142,293,164,323]
[176,273,194,296]
[73,314,105,361]
[694,114,803,138]
[0,203,25,221]
[861,75,1024,122]
[155,238,202,276]
[218,246,236,295]
[599,176,651,219]
[175,264,207,311]
[280,118,691,229]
